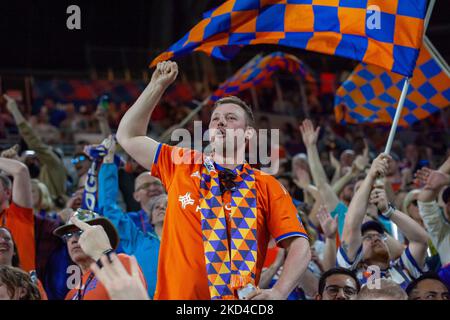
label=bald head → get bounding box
[134,172,159,190]
[358,279,407,300]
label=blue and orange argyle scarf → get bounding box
[199,157,257,300]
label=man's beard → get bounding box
[211,136,245,163]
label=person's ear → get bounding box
[133,191,140,202]
[245,126,256,142]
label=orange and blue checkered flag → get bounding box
[334,37,450,127]
[151,0,428,77]
[210,51,315,102]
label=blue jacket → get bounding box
[128,210,153,234]
[98,163,160,298]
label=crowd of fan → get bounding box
[0,81,449,300]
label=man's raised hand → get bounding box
[151,61,178,89]
[415,167,450,191]
[3,94,19,114]
[317,206,337,239]
[369,186,389,212]
[1,144,20,160]
[299,119,320,149]
[71,217,112,261]
[368,153,390,179]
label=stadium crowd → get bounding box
[0,60,449,301]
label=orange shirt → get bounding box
[36,278,48,300]
[151,144,308,300]
[65,254,147,300]
[0,202,35,272]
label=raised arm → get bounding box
[299,119,339,212]
[416,156,450,264]
[116,61,178,170]
[98,137,144,250]
[341,154,389,260]
[370,186,429,267]
[416,155,450,203]
[317,206,338,272]
[0,157,32,208]
[95,106,112,140]
[4,95,66,198]
[5,95,58,165]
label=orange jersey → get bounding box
[151,144,308,300]
[65,254,147,300]
[0,203,35,272]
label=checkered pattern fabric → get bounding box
[199,159,257,300]
[335,37,450,127]
[210,51,315,102]
[151,0,428,77]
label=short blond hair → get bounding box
[213,96,255,127]
[31,179,54,212]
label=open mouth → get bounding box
[157,211,165,218]
[213,128,226,137]
[0,245,11,252]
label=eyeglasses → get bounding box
[62,230,83,242]
[362,233,387,242]
[135,181,162,192]
[325,285,358,298]
[71,155,87,165]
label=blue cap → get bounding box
[361,220,385,235]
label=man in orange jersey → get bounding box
[117,61,311,300]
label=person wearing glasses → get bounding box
[71,152,92,189]
[316,267,360,300]
[337,154,430,291]
[53,209,146,300]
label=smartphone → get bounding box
[237,283,257,300]
[99,95,109,111]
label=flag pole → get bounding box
[384,77,410,154]
[384,0,435,154]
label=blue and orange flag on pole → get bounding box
[334,37,450,127]
[209,51,315,102]
[151,0,428,77]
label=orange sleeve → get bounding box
[265,180,309,246]
[36,279,48,300]
[5,203,35,272]
[117,254,148,290]
[8,202,33,224]
[150,143,199,190]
